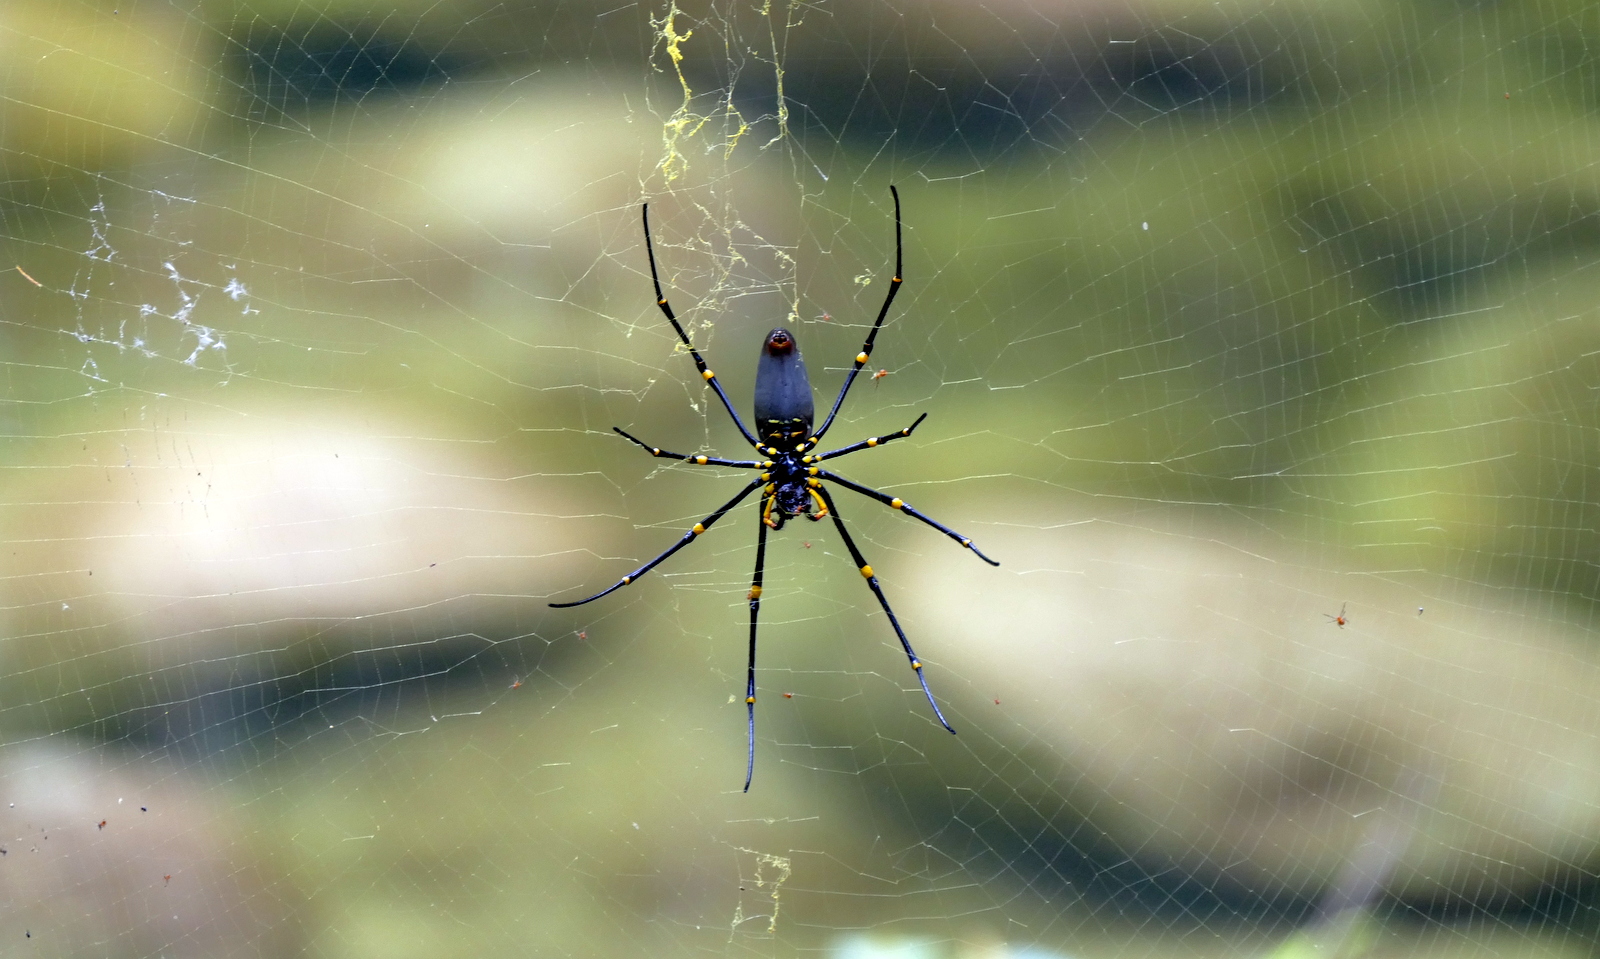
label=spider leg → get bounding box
[642,204,761,448]
[613,427,766,468]
[816,469,999,566]
[811,484,955,735]
[811,413,928,462]
[812,186,904,442]
[548,477,764,608]
[744,501,771,792]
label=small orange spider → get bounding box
[871,368,889,385]
[97,820,106,830]
[783,692,793,699]
[510,678,523,690]
[1325,603,1349,628]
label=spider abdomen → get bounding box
[753,328,814,447]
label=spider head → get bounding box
[774,481,813,521]
[754,327,815,449]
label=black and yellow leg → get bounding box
[813,186,905,441]
[812,484,956,735]
[813,413,928,462]
[760,486,779,529]
[642,204,761,449]
[743,506,770,792]
[612,427,766,468]
[806,483,829,520]
[817,469,999,566]
[548,476,764,608]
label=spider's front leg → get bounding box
[548,476,764,608]
[811,484,956,734]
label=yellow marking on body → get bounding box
[866,437,879,447]
[856,351,869,364]
[748,586,762,600]
[694,455,708,464]
[702,369,715,381]
[692,523,706,534]
[860,565,874,578]
[891,498,904,509]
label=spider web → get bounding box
[0,0,1597,956]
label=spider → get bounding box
[550,186,999,791]
[1325,602,1349,628]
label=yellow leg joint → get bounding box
[860,565,874,578]
[856,351,869,364]
[891,498,904,509]
[746,695,756,704]
[702,369,716,381]
[911,659,922,669]
[622,576,633,584]
[748,585,762,600]
[866,437,879,447]
[694,455,708,464]
[692,523,706,535]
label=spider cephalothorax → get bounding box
[550,187,999,791]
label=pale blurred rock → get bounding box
[0,742,300,956]
[915,506,1600,904]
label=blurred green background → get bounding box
[2,0,1600,956]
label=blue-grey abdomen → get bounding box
[753,328,814,446]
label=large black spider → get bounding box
[550,187,999,791]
